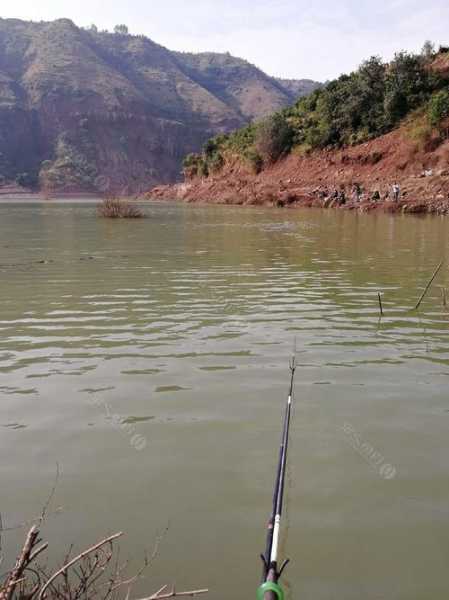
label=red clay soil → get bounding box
[147,125,449,215]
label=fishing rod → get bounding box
[257,356,296,600]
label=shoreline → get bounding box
[147,181,449,216]
[1,189,447,216]
[6,124,449,215]
[0,192,147,202]
[147,127,449,215]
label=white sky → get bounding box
[1,0,448,80]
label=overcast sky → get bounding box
[1,0,448,80]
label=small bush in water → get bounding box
[97,198,144,218]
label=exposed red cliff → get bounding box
[147,124,449,215]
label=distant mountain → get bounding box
[275,77,322,98]
[0,18,320,193]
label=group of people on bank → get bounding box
[320,182,402,205]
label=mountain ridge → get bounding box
[0,17,320,193]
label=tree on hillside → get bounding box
[384,52,430,124]
[201,138,224,173]
[428,90,449,126]
[114,24,129,35]
[355,56,387,135]
[89,24,98,33]
[182,42,443,181]
[255,114,293,164]
[421,40,435,61]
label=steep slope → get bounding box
[148,49,449,214]
[149,123,449,215]
[173,52,312,120]
[0,18,319,194]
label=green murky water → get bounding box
[1,200,448,599]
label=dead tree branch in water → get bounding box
[414,260,444,310]
[440,286,448,311]
[39,464,60,525]
[377,292,384,317]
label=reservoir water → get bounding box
[1,200,448,599]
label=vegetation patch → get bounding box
[39,134,97,191]
[97,198,144,218]
[186,44,448,180]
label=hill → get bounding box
[0,18,319,194]
[149,47,449,215]
[274,77,322,98]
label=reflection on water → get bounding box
[1,201,448,600]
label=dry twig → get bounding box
[0,522,207,600]
[39,464,60,524]
[37,532,123,599]
[0,525,41,600]
[139,584,208,599]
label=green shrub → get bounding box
[421,40,435,62]
[255,114,293,164]
[114,25,129,35]
[428,90,449,126]
[407,118,433,150]
[291,143,312,157]
[384,52,431,124]
[244,148,263,173]
[202,138,219,157]
[208,152,224,173]
[182,153,202,178]
[15,172,38,188]
[197,160,209,178]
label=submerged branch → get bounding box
[414,260,444,310]
[377,292,384,317]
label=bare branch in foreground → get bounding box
[37,532,124,599]
[139,584,208,600]
[0,524,208,600]
[0,525,41,600]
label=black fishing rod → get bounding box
[257,357,296,600]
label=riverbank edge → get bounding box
[146,125,449,215]
[146,181,449,216]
